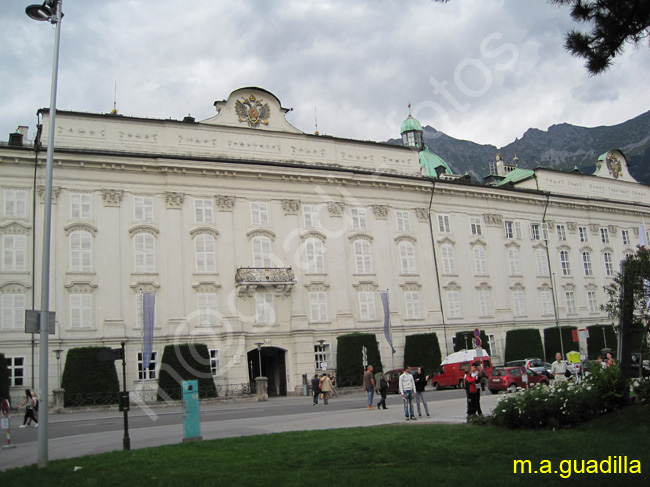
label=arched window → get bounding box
[195,234,216,273]
[399,241,417,274]
[134,233,156,273]
[559,250,571,276]
[70,230,92,272]
[305,238,325,274]
[252,236,272,267]
[582,251,593,276]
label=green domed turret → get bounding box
[400,105,424,150]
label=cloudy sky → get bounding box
[2,0,650,149]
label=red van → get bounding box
[431,349,493,390]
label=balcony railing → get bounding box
[235,267,296,296]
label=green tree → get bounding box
[335,333,382,386]
[453,330,491,356]
[504,329,544,363]
[0,353,10,404]
[61,347,120,406]
[434,0,650,75]
[404,333,442,376]
[157,343,217,401]
[601,247,650,377]
[543,326,578,363]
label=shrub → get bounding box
[404,333,441,376]
[336,333,382,386]
[157,343,217,401]
[0,353,10,404]
[543,326,577,363]
[60,347,120,406]
[632,379,650,403]
[586,324,617,359]
[504,329,544,363]
[491,365,629,429]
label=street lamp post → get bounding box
[53,349,63,388]
[255,342,264,377]
[26,0,64,468]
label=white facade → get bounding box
[1,87,649,398]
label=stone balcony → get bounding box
[235,267,296,296]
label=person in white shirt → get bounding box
[399,367,417,421]
[551,353,568,380]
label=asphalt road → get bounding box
[1,388,500,471]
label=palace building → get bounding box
[1,87,649,399]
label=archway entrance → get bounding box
[248,346,287,396]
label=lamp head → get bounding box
[26,1,59,22]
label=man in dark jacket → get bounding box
[374,368,388,410]
[464,362,483,420]
[311,373,321,405]
[413,366,430,417]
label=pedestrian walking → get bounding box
[363,365,375,410]
[329,373,339,397]
[18,389,38,428]
[413,366,430,417]
[311,373,321,405]
[464,362,483,420]
[399,367,417,420]
[319,373,332,405]
[374,368,388,410]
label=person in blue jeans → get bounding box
[363,365,375,410]
[399,367,417,420]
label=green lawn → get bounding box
[1,404,648,486]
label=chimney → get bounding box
[8,126,29,146]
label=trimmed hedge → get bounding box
[586,324,618,359]
[543,326,578,362]
[453,330,491,356]
[336,333,383,386]
[404,333,442,377]
[157,343,217,401]
[504,329,544,363]
[60,347,120,406]
[0,353,10,404]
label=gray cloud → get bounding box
[2,0,649,149]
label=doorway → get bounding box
[248,346,287,396]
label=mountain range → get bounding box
[389,110,650,185]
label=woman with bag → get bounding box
[18,389,39,428]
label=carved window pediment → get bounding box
[129,224,159,237]
[65,222,97,237]
[190,227,219,239]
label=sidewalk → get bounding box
[1,391,500,471]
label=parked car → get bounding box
[488,366,550,394]
[631,353,650,378]
[504,357,553,380]
[384,368,418,394]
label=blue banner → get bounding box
[142,293,155,369]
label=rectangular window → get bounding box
[6,357,24,386]
[1,293,26,330]
[579,226,589,243]
[588,291,598,313]
[195,199,214,223]
[137,351,157,380]
[314,343,331,371]
[354,240,373,274]
[437,214,451,233]
[70,294,92,329]
[536,249,549,276]
[565,291,576,314]
[70,231,92,272]
[470,217,482,236]
[530,223,540,241]
[600,228,609,244]
[404,291,420,319]
[3,234,26,271]
[4,189,27,217]
[473,246,487,275]
[134,196,154,222]
[487,334,498,357]
[70,193,92,219]
[478,290,492,317]
[134,234,156,273]
[255,292,275,324]
[604,252,614,276]
[504,220,522,239]
[540,290,554,316]
[513,291,526,317]
[309,292,329,322]
[251,202,269,226]
[446,291,461,318]
[441,244,456,275]
[622,229,630,245]
[508,247,521,276]
[252,236,272,268]
[396,210,411,232]
[358,291,377,321]
[303,205,321,228]
[556,224,567,241]
[195,235,216,273]
[351,208,367,230]
[198,293,218,326]
[305,239,325,274]
[210,349,221,376]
